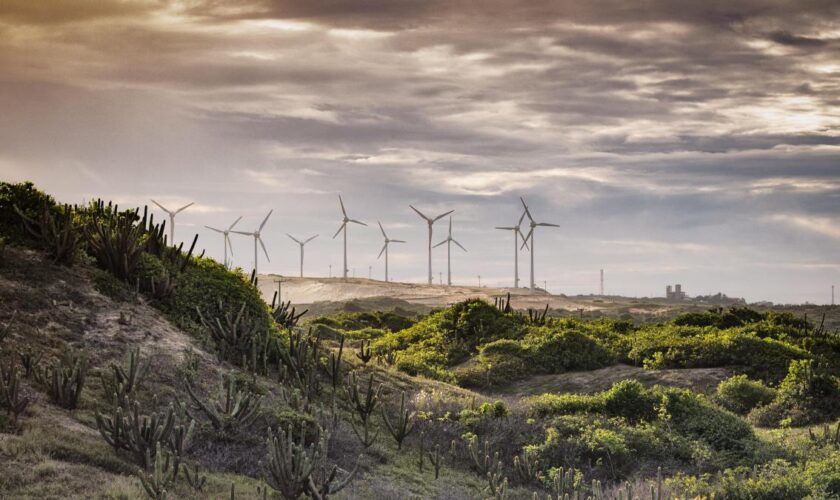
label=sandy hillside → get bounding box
[257,275,621,311]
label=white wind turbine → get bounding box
[205,216,242,269]
[409,205,454,285]
[333,195,366,279]
[151,200,194,244]
[286,234,318,278]
[232,210,272,277]
[520,197,559,292]
[495,210,530,288]
[433,216,466,286]
[377,222,405,283]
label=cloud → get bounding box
[769,214,840,240]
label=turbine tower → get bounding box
[495,210,530,288]
[333,195,366,279]
[434,216,466,286]
[377,221,405,283]
[519,197,559,292]
[151,200,194,244]
[205,216,242,269]
[409,205,453,285]
[232,210,272,277]
[286,234,318,278]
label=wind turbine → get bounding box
[433,216,466,286]
[205,216,242,269]
[232,210,272,277]
[520,197,559,292]
[151,200,194,244]
[333,195,366,279]
[286,234,318,278]
[495,210,530,288]
[377,221,405,283]
[409,205,453,285]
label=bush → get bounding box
[715,375,776,415]
[0,181,56,244]
[522,327,614,373]
[804,453,840,498]
[601,380,659,423]
[749,360,840,427]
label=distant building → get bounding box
[665,284,687,301]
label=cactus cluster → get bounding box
[85,204,145,280]
[494,293,513,313]
[271,293,308,330]
[382,390,415,450]
[343,371,382,448]
[0,361,29,423]
[279,328,321,398]
[34,350,88,409]
[15,202,82,265]
[107,347,149,402]
[0,310,15,344]
[183,373,262,435]
[198,301,279,374]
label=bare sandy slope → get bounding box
[257,275,645,312]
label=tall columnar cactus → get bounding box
[85,207,145,280]
[355,340,373,365]
[17,349,41,378]
[0,310,15,344]
[325,335,345,390]
[265,425,320,500]
[198,301,278,374]
[139,442,175,500]
[34,351,88,409]
[15,203,82,265]
[182,463,207,492]
[382,390,415,450]
[306,428,360,500]
[184,373,262,435]
[279,328,320,397]
[513,449,541,484]
[0,361,30,423]
[110,348,149,401]
[428,444,443,479]
[527,304,549,326]
[494,293,512,313]
[343,371,382,448]
[271,293,308,330]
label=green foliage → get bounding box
[527,380,657,423]
[803,452,840,498]
[715,375,776,415]
[309,310,415,333]
[34,350,88,409]
[522,327,615,373]
[0,181,56,243]
[749,359,840,427]
[271,295,307,330]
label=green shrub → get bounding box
[479,400,510,418]
[715,375,776,415]
[309,311,414,332]
[527,393,605,418]
[601,380,659,423]
[749,360,840,427]
[522,327,614,373]
[0,181,56,243]
[804,453,840,498]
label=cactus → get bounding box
[265,424,320,500]
[418,431,425,472]
[307,428,360,499]
[85,207,145,280]
[34,351,88,409]
[494,293,512,313]
[527,304,549,326]
[15,202,82,265]
[382,390,415,450]
[278,328,321,397]
[376,348,398,367]
[0,361,29,423]
[324,335,345,390]
[109,347,149,401]
[484,452,507,500]
[428,444,443,479]
[808,421,840,446]
[182,463,207,491]
[17,348,41,377]
[139,442,175,500]
[198,301,278,373]
[0,310,16,344]
[467,438,497,476]
[343,372,382,448]
[513,449,540,484]
[355,340,373,365]
[184,373,262,435]
[271,293,308,330]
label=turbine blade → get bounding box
[259,209,273,231]
[231,230,253,236]
[518,229,530,250]
[391,239,406,243]
[338,195,347,217]
[175,202,194,214]
[520,197,533,222]
[332,222,346,239]
[537,222,560,227]
[448,216,452,235]
[432,209,454,222]
[378,221,387,238]
[495,226,516,230]
[409,205,430,221]
[453,239,467,252]
[349,219,367,226]
[227,215,243,231]
[205,225,223,233]
[520,228,533,250]
[151,199,170,214]
[517,209,527,227]
[305,234,319,243]
[433,239,447,248]
[226,234,234,256]
[258,237,270,262]
[286,233,302,244]
[378,243,387,258]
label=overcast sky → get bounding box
[1,1,838,304]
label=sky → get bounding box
[1,1,838,304]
